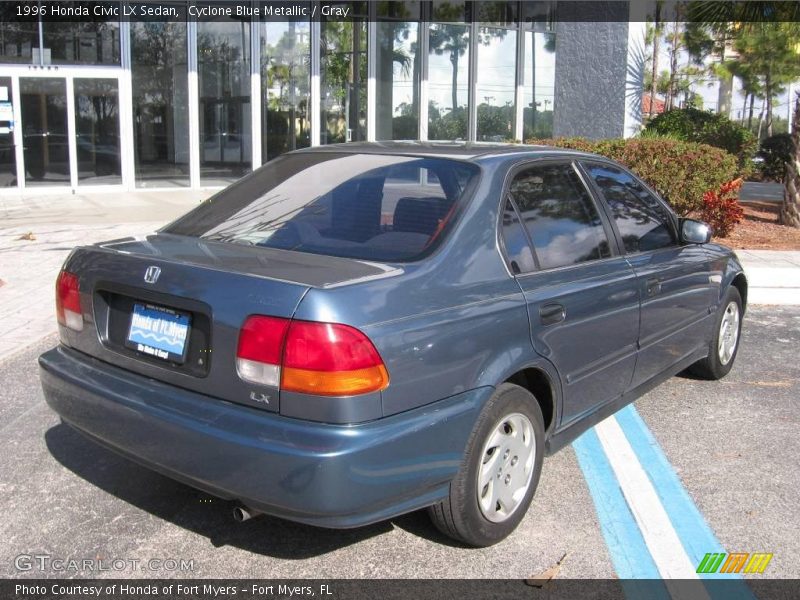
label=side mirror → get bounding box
[680,218,712,245]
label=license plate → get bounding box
[125,303,191,363]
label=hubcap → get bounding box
[718,301,740,365]
[477,413,535,523]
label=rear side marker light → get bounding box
[55,271,83,332]
[236,316,389,396]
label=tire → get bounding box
[428,383,545,547]
[689,286,743,380]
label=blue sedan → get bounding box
[39,142,746,546]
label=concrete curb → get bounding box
[736,250,800,306]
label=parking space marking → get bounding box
[575,406,757,600]
[613,407,727,576]
[572,429,666,585]
[594,416,702,579]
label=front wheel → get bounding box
[690,286,743,380]
[428,383,545,547]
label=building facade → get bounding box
[0,1,642,194]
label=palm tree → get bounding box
[647,1,664,118]
[429,24,469,113]
[685,1,800,128]
[781,91,799,227]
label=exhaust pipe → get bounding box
[232,505,262,523]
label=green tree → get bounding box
[685,2,800,131]
[663,15,683,110]
[645,1,664,118]
[727,23,800,138]
[781,92,800,228]
[429,24,469,114]
[683,11,739,117]
[727,58,764,130]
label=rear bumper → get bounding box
[39,346,489,528]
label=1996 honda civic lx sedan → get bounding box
[40,142,746,546]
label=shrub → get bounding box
[526,137,740,215]
[700,179,745,238]
[644,107,757,170]
[757,133,795,182]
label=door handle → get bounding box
[646,278,662,296]
[539,303,566,326]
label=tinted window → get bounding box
[500,200,536,274]
[584,162,676,253]
[166,153,478,262]
[509,163,611,270]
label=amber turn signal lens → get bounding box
[281,364,390,396]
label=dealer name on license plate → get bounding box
[125,303,191,363]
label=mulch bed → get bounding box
[717,200,800,250]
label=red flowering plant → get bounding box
[699,178,744,238]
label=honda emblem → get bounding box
[144,266,161,284]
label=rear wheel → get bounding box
[690,286,743,380]
[428,383,544,547]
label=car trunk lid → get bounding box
[59,233,396,412]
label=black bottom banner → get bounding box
[4,579,800,600]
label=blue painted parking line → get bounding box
[614,406,728,578]
[573,428,668,593]
[574,406,757,600]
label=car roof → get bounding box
[291,141,600,162]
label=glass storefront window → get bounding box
[474,1,517,26]
[1,6,560,188]
[43,16,121,65]
[0,6,38,65]
[131,21,190,187]
[20,77,70,186]
[261,20,310,162]
[476,27,516,141]
[0,77,16,186]
[320,3,367,144]
[431,1,466,23]
[428,23,469,140]
[521,1,556,32]
[74,78,121,184]
[376,20,419,140]
[198,20,252,185]
[522,31,556,140]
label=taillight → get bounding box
[236,316,290,387]
[236,316,389,396]
[55,271,83,331]
[282,321,389,396]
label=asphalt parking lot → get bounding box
[0,307,797,581]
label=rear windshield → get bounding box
[165,153,480,262]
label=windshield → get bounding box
[165,152,480,262]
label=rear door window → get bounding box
[166,153,479,262]
[500,199,536,274]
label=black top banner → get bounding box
[1,1,800,24]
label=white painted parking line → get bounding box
[594,416,701,581]
[576,405,758,599]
